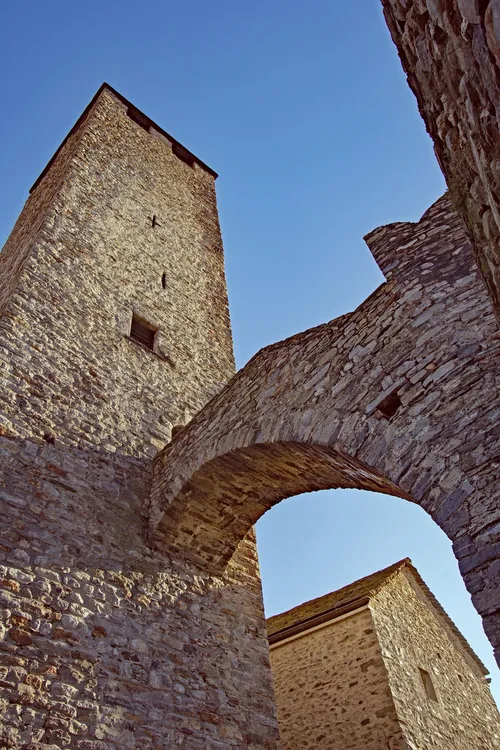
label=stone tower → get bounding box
[1,83,499,750]
[0,84,280,749]
[0,83,235,455]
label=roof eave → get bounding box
[29,82,218,194]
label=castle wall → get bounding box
[269,608,405,750]
[371,570,500,750]
[381,0,500,319]
[0,434,279,749]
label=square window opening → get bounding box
[130,314,157,351]
[377,390,402,419]
[419,668,438,702]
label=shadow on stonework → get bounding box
[0,432,280,747]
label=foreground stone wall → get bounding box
[269,608,405,750]
[0,434,279,748]
[372,570,500,749]
[151,197,500,661]
[381,0,500,318]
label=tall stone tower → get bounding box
[2,82,497,750]
[0,83,234,455]
[0,85,280,749]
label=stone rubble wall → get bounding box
[151,197,500,660]
[269,608,406,750]
[381,0,500,319]
[0,434,280,749]
[371,570,500,749]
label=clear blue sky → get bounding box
[1,1,498,701]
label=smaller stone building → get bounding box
[267,559,500,750]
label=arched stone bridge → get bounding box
[149,196,500,657]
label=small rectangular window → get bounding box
[130,314,156,351]
[419,668,438,702]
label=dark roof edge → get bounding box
[29,82,217,194]
[268,596,370,646]
[267,558,489,678]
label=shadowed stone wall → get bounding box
[0,436,279,749]
[0,85,280,749]
[151,197,500,660]
[381,0,500,319]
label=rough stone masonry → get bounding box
[268,560,500,750]
[381,0,500,319]
[0,81,499,749]
[0,84,278,749]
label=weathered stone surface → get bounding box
[1,81,499,748]
[381,0,500,320]
[271,607,402,750]
[0,85,279,749]
[0,84,234,458]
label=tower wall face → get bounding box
[371,572,500,750]
[0,87,235,456]
[0,434,280,749]
[0,89,280,749]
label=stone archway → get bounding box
[153,440,412,568]
[150,196,500,658]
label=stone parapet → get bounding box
[381,0,500,320]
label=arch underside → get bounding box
[153,441,412,569]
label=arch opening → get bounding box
[256,486,500,744]
[149,194,499,662]
[153,440,413,571]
